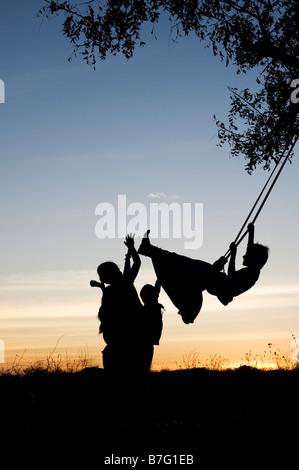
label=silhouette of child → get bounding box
[90,234,142,344]
[90,234,146,418]
[138,224,269,324]
[211,223,269,303]
[140,279,164,346]
[139,279,164,371]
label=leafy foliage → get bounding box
[39,0,299,171]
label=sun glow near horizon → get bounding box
[1,269,298,371]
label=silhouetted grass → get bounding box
[2,339,297,376]
[1,355,299,467]
[174,341,298,371]
[1,337,298,465]
[0,338,97,376]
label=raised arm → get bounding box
[246,223,255,251]
[123,249,131,278]
[123,234,141,282]
[228,242,237,276]
[228,224,254,275]
[154,277,162,296]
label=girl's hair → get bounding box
[140,284,157,303]
[97,261,121,281]
[248,244,269,269]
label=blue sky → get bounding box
[1,0,298,369]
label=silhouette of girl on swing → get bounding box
[138,223,269,324]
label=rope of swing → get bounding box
[224,135,298,260]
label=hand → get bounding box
[247,222,254,233]
[219,256,228,268]
[213,256,227,271]
[229,242,237,253]
[124,233,135,250]
[90,280,105,290]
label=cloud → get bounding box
[147,192,179,200]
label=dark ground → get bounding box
[1,366,298,466]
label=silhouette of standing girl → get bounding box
[90,235,144,416]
